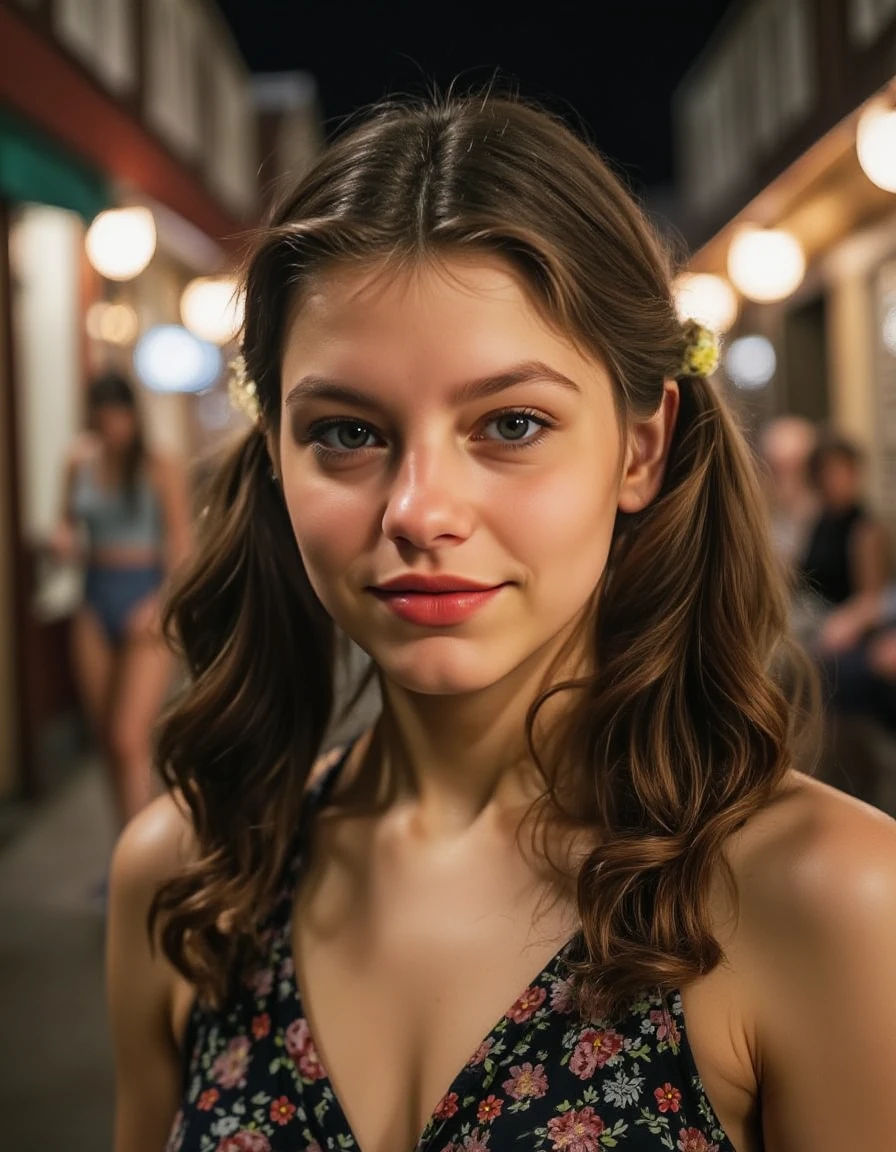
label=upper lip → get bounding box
[372,575,502,593]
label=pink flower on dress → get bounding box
[461,1128,491,1152]
[283,1017,311,1058]
[279,955,295,980]
[245,967,274,998]
[546,1106,606,1151]
[210,1036,252,1090]
[650,1007,681,1047]
[549,977,576,1014]
[569,1027,624,1078]
[676,1129,720,1152]
[284,1017,326,1081]
[215,1132,271,1152]
[502,1061,549,1100]
[469,1038,494,1066]
[434,1091,460,1119]
[297,1045,325,1080]
[507,985,547,1023]
[655,1083,682,1113]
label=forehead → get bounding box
[280,254,608,395]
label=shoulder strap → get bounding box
[294,738,359,852]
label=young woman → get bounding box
[107,94,896,1152]
[50,371,192,827]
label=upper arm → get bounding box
[58,436,92,524]
[745,800,896,1151]
[152,454,194,567]
[106,794,195,1152]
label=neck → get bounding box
[365,621,588,837]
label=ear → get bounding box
[617,381,680,514]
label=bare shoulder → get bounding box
[726,772,896,953]
[146,450,188,488]
[110,790,197,911]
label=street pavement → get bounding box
[0,760,117,1151]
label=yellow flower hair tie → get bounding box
[679,321,720,379]
[228,354,262,426]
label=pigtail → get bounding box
[559,375,817,1018]
[150,430,335,1005]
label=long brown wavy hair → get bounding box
[151,90,816,1017]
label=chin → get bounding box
[363,638,521,699]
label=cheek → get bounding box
[281,476,372,589]
[496,454,620,568]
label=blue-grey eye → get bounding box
[485,413,541,442]
[322,422,374,450]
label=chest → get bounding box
[291,819,579,1152]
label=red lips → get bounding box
[369,575,506,626]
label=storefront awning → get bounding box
[0,108,108,221]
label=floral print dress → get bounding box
[167,749,736,1152]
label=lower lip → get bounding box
[371,586,504,626]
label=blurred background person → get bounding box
[47,372,192,831]
[758,415,821,650]
[795,431,894,801]
[758,415,818,575]
[800,431,890,621]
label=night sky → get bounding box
[215,1,737,193]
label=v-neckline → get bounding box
[286,923,580,1152]
[283,740,582,1152]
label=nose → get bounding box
[381,445,476,551]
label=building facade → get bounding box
[673,0,896,519]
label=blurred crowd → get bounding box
[760,416,896,809]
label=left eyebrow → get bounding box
[449,360,582,404]
[284,359,582,410]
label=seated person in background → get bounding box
[800,432,890,635]
[800,438,893,802]
[816,583,896,735]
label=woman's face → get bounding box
[276,256,672,697]
[818,451,860,510]
[93,402,137,452]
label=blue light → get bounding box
[133,324,222,393]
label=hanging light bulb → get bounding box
[726,226,806,303]
[85,207,156,281]
[180,276,244,344]
[86,301,139,345]
[857,97,896,193]
[673,273,739,333]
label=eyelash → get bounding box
[303,407,556,461]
